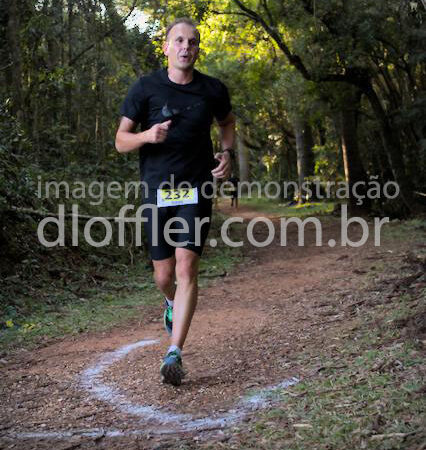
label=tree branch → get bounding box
[222,0,371,90]
[69,0,137,66]
[232,0,312,80]
[261,0,275,27]
[242,137,262,150]
[9,206,117,221]
[210,10,252,18]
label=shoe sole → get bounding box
[160,360,184,386]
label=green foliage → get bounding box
[1,0,425,339]
[0,104,34,212]
[313,142,342,182]
[0,210,244,352]
[239,196,334,217]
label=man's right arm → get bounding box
[115,117,172,154]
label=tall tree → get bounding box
[228,0,425,213]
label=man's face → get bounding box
[163,23,200,71]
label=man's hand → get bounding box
[211,151,231,179]
[145,120,172,144]
[115,118,173,153]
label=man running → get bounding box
[228,173,240,208]
[115,18,236,386]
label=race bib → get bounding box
[156,187,198,207]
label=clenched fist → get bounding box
[144,120,172,144]
[211,151,231,179]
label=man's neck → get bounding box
[167,67,194,85]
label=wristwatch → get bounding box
[223,148,236,160]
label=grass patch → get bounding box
[0,260,158,352]
[198,309,425,449]
[381,218,426,242]
[188,220,425,450]
[0,208,244,354]
[244,329,425,450]
[239,196,334,218]
[198,209,245,284]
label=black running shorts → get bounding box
[141,188,213,261]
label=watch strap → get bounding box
[223,148,236,160]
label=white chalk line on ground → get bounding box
[5,339,299,440]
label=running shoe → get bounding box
[163,300,173,336]
[160,350,185,386]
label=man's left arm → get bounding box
[211,112,236,179]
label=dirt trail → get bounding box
[0,204,417,449]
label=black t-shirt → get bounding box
[120,68,232,188]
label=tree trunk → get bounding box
[66,0,74,131]
[46,0,63,69]
[317,121,326,146]
[294,118,314,203]
[363,82,415,212]
[340,87,370,213]
[6,0,24,122]
[304,122,315,178]
[237,132,250,188]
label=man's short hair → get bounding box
[165,17,200,44]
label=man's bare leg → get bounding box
[171,248,200,349]
[159,248,199,385]
[152,255,176,300]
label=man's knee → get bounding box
[175,251,199,284]
[153,263,175,291]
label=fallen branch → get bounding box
[9,206,116,221]
[199,271,227,278]
[370,431,417,440]
[414,191,426,198]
